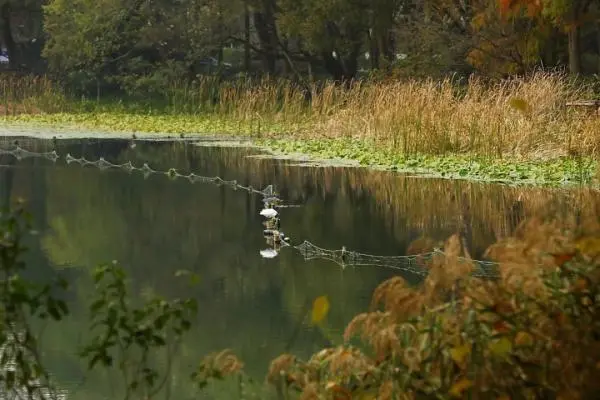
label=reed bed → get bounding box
[2,72,599,159]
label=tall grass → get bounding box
[2,72,599,158]
[0,73,68,115]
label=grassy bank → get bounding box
[2,73,600,186]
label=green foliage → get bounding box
[43,0,243,93]
[278,0,366,55]
[0,203,208,399]
[0,203,68,399]
[80,262,197,398]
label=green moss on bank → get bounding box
[258,137,598,187]
[3,113,598,187]
[3,112,298,135]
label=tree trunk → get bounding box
[568,26,581,74]
[244,1,251,72]
[322,51,345,81]
[567,2,581,75]
[252,12,276,73]
[1,3,18,71]
[597,19,600,74]
[369,30,380,70]
[321,47,359,83]
[345,45,361,81]
[252,0,278,74]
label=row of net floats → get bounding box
[1,145,501,277]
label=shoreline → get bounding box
[1,117,598,189]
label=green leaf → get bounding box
[488,337,513,358]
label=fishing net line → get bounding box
[0,145,278,198]
[2,144,507,278]
[64,153,278,197]
[0,146,59,162]
[292,240,500,278]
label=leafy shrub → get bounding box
[263,216,600,399]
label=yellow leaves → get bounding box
[471,12,487,31]
[488,337,513,358]
[514,331,534,347]
[449,378,473,398]
[450,344,471,369]
[311,295,330,325]
[575,236,600,258]
[354,391,378,400]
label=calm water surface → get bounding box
[0,136,596,399]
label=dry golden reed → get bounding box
[4,72,600,158]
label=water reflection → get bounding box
[1,137,599,399]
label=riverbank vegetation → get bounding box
[3,73,600,185]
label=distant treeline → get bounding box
[0,0,599,95]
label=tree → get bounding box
[277,0,371,81]
[499,0,596,74]
[0,0,45,72]
[43,0,243,93]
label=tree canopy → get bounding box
[0,0,598,88]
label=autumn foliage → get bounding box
[259,212,600,399]
[498,0,544,17]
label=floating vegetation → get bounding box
[259,137,599,188]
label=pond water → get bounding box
[0,135,597,399]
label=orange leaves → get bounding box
[325,381,352,400]
[552,252,576,267]
[498,0,543,17]
[514,331,534,347]
[493,320,512,334]
[525,0,543,17]
[449,378,473,398]
[276,217,600,399]
[498,0,517,15]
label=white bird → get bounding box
[260,249,278,258]
[260,208,278,218]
